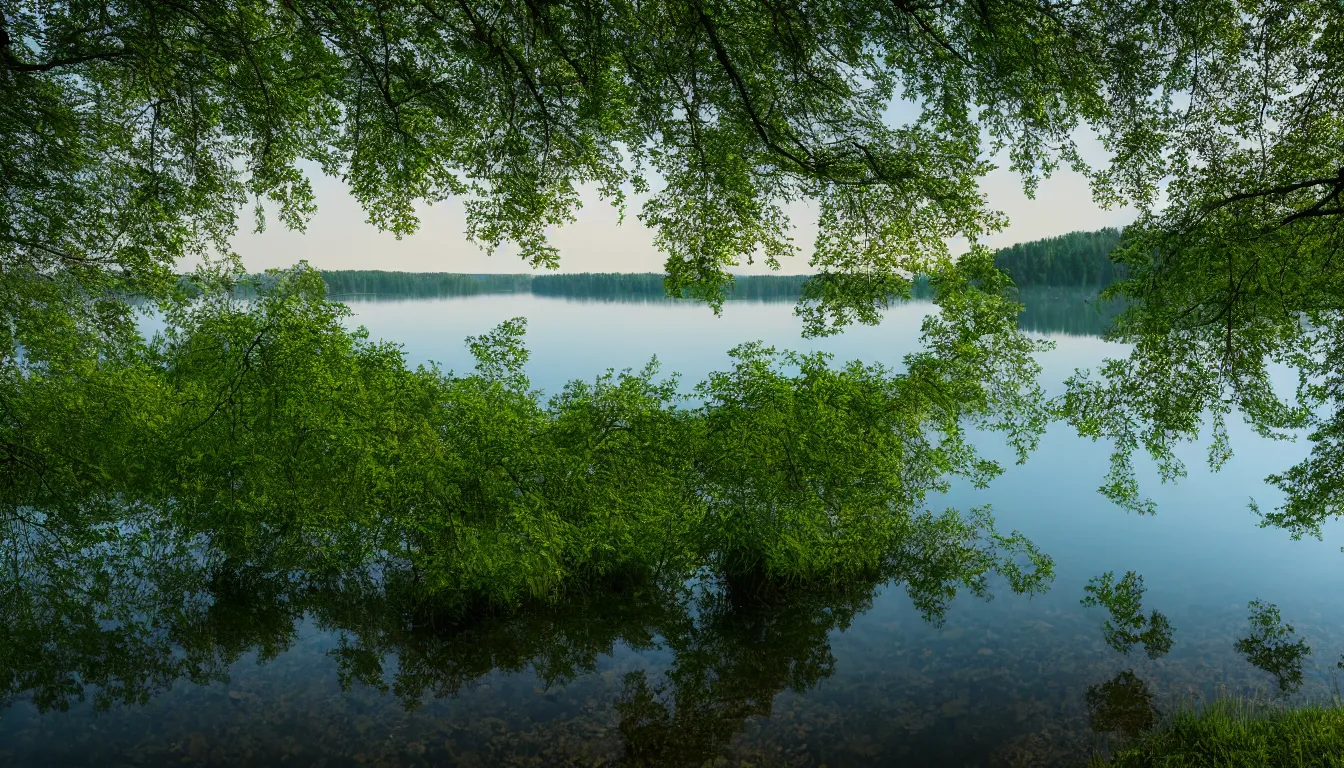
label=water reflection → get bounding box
[8,285,1344,766]
[2,515,1046,765]
[336,283,1125,339]
[7,513,1344,766]
[1234,600,1313,695]
[1080,571,1175,659]
[0,534,942,717]
[322,575,684,707]
[1085,671,1159,739]
[615,580,877,766]
[1012,287,1124,337]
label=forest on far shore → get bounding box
[310,228,1126,300]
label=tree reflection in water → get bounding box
[1,507,1042,762]
[1085,670,1159,740]
[616,579,876,766]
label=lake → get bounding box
[3,289,1342,767]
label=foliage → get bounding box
[1234,600,1312,696]
[0,0,1160,352]
[2,262,1053,617]
[1081,571,1174,659]
[6,0,1344,543]
[692,249,1051,583]
[1096,699,1344,768]
[8,0,1314,352]
[1057,2,1344,527]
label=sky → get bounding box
[231,145,1137,276]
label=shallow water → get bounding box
[4,290,1342,767]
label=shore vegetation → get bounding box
[1097,699,1344,768]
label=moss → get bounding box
[1096,699,1344,767]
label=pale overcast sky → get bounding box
[231,144,1136,275]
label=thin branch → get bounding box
[892,0,972,66]
[1280,205,1344,226]
[692,2,815,174]
[1202,170,1344,215]
[3,48,131,74]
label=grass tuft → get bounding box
[1095,697,1344,767]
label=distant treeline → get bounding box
[214,271,1118,337]
[992,228,1126,287]
[314,270,815,302]
[530,272,814,301]
[308,229,1126,301]
[321,271,532,298]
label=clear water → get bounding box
[3,292,1342,767]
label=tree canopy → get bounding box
[1057,3,1344,526]
[3,0,1268,346]
[3,263,1053,616]
[5,0,1344,577]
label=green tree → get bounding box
[7,0,1344,619]
[2,0,1243,351]
[1057,3,1344,529]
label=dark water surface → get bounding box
[4,290,1343,767]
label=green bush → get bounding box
[4,262,1054,616]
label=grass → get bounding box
[1095,698,1344,767]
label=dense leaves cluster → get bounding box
[1058,2,1344,530]
[7,0,1344,544]
[4,0,1344,537]
[3,260,1052,615]
[1,0,1281,352]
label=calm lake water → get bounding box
[4,290,1343,767]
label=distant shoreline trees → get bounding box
[991,229,1126,288]
[307,229,1127,302]
[314,270,817,301]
